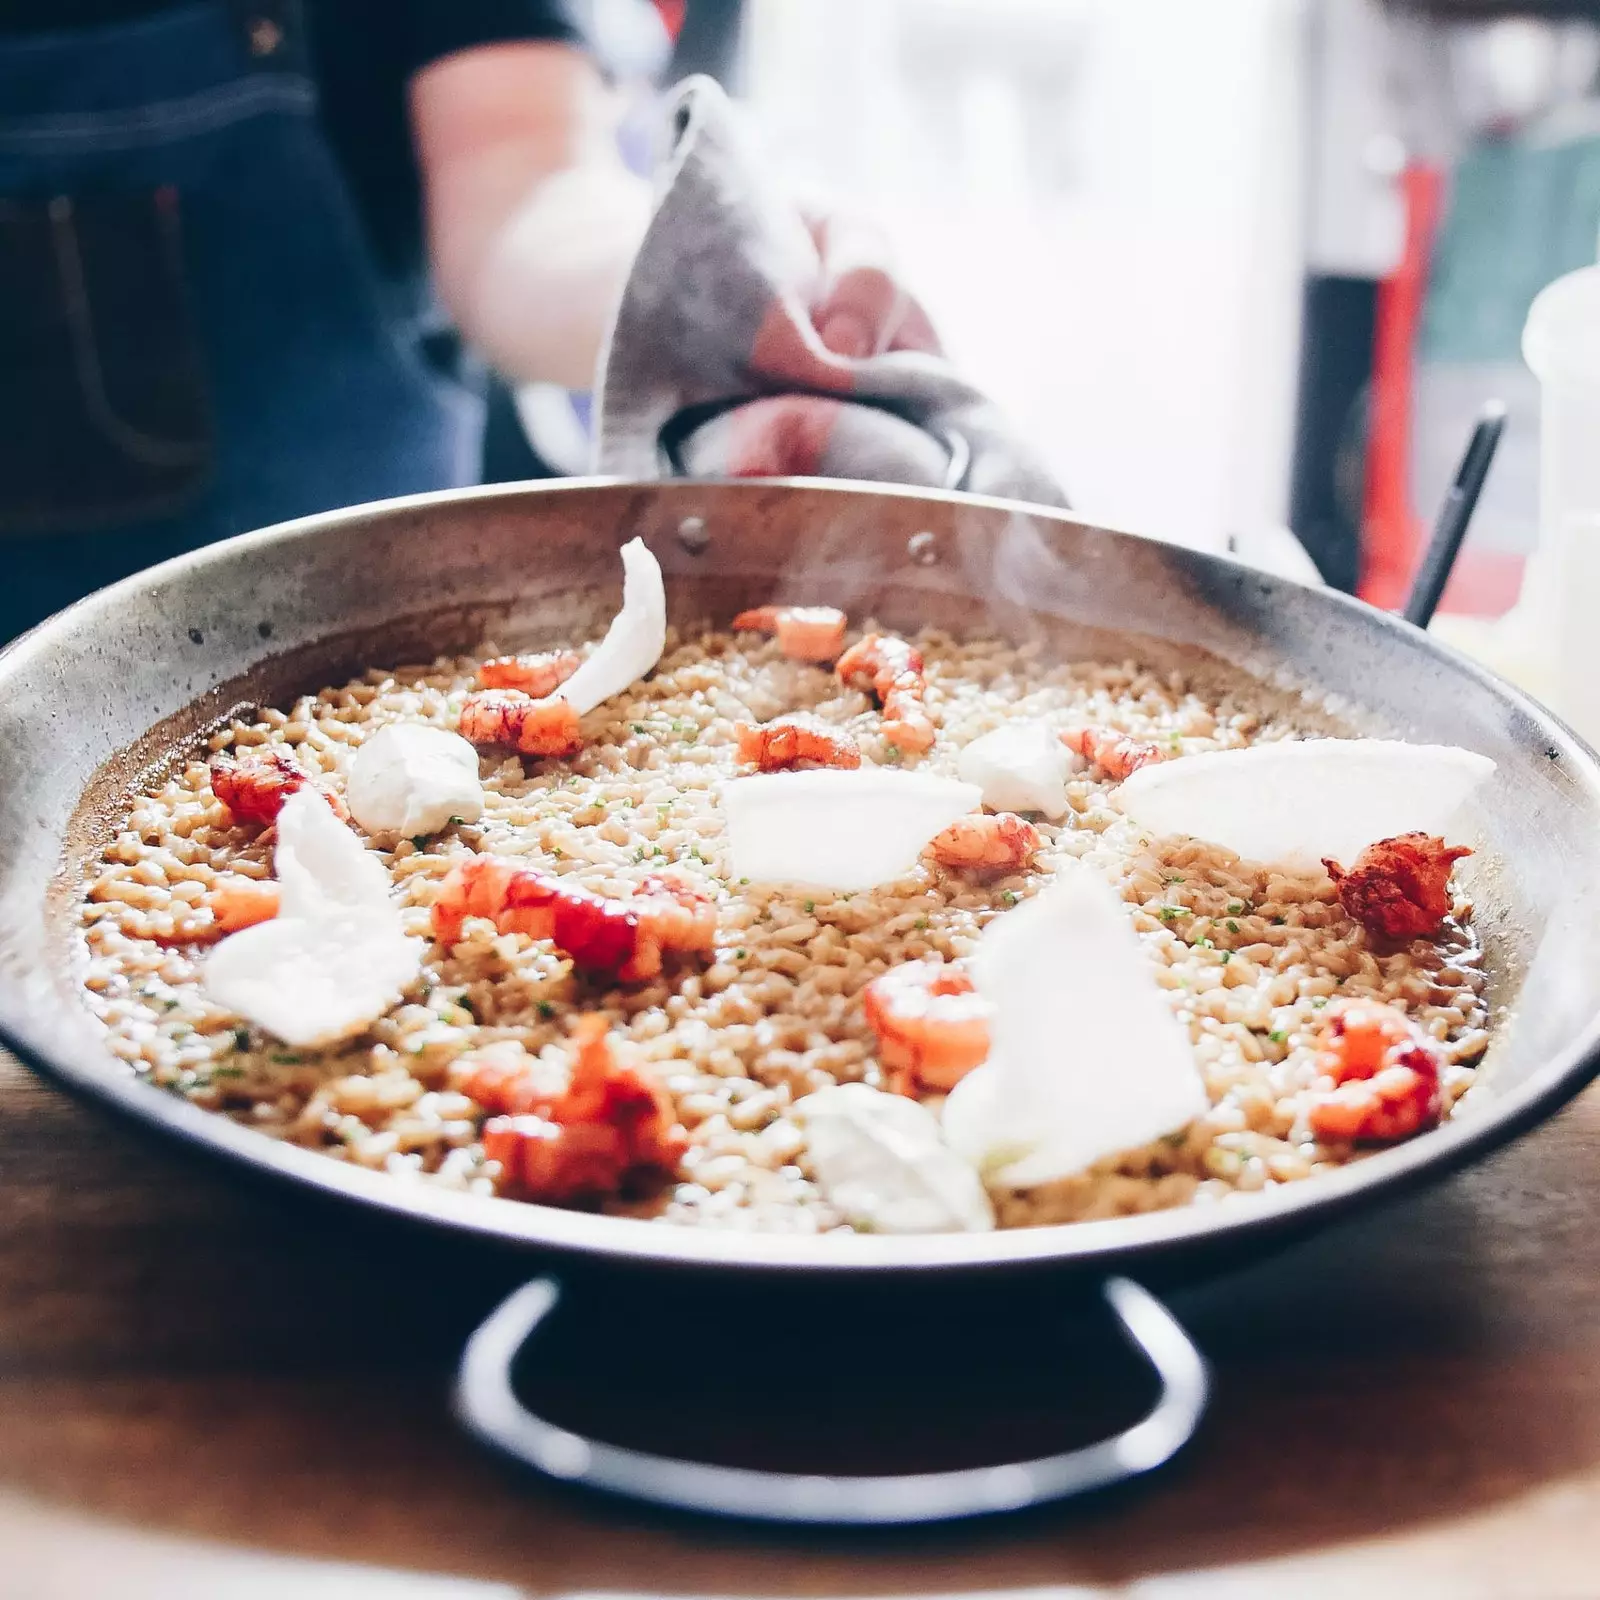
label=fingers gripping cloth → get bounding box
[593,76,1068,507]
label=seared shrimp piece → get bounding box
[837,633,935,754]
[864,959,991,1095]
[735,713,861,772]
[1059,725,1164,781]
[206,874,282,934]
[210,749,345,827]
[152,873,282,947]
[458,689,582,758]
[1307,999,1444,1144]
[928,811,1041,871]
[476,649,582,697]
[480,1014,688,1202]
[1324,832,1470,944]
[431,856,714,981]
[732,605,849,663]
[634,871,719,962]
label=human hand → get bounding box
[800,205,942,360]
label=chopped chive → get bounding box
[1164,872,1185,884]
[913,916,928,930]
[632,723,647,734]
[1220,950,1232,964]
[410,834,430,851]
[1001,890,1019,906]
[1195,936,1214,949]
[735,949,747,960]
[457,995,477,1019]
[1157,905,1186,922]
[232,1027,250,1051]
[1168,732,1183,753]
[1226,919,1240,934]
[1226,902,1247,915]
[803,900,815,914]
[537,1001,556,1019]
[1268,1030,1287,1044]
[271,1051,304,1065]
[1311,996,1328,1009]
[738,877,750,886]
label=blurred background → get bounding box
[502,0,1600,620]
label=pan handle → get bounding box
[453,1274,1208,1526]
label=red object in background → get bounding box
[653,0,687,40]
[1359,163,1445,611]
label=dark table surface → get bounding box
[4,1044,1600,1599]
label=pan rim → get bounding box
[6,476,1600,1275]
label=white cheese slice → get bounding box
[274,788,392,918]
[795,1082,994,1233]
[347,723,484,838]
[721,769,982,890]
[942,867,1208,1187]
[204,790,421,1046]
[551,537,667,715]
[956,720,1074,819]
[1115,738,1495,869]
[204,909,422,1050]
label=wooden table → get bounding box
[5,1046,1600,1600]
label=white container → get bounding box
[1523,266,1600,743]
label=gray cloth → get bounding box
[593,75,1067,507]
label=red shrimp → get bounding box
[1324,832,1471,944]
[863,959,992,1095]
[1307,998,1445,1144]
[431,856,715,981]
[152,873,282,947]
[928,811,1041,871]
[478,1015,688,1202]
[475,649,583,697]
[458,689,582,758]
[735,713,861,771]
[732,605,849,663]
[837,633,935,754]
[1059,725,1165,781]
[210,749,346,827]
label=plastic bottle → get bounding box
[1522,265,1600,742]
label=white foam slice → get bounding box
[1115,738,1496,869]
[347,723,484,838]
[721,769,982,891]
[942,868,1208,1188]
[204,790,421,1047]
[551,537,667,716]
[956,720,1074,820]
[795,1082,994,1233]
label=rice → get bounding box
[75,625,1490,1234]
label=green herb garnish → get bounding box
[913,916,928,930]
[1001,890,1019,906]
[232,1028,251,1052]
[1226,901,1248,915]
[1220,950,1232,964]
[410,834,430,851]
[739,877,750,886]
[537,1001,556,1019]
[1268,1030,1287,1044]
[271,1052,304,1065]
[1226,919,1240,934]
[1157,905,1186,922]
[735,949,747,960]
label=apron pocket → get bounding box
[0,186,215,538]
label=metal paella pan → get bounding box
[3,478,1599,1525]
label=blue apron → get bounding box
[0,2,483,641]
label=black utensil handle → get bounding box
[454,1274,1208,1526]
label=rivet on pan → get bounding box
[676,516,710,555]
[907,530,941,566]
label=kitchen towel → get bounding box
[592,75,1068,506]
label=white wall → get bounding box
[741,0,1308,556]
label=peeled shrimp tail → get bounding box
[458,690,583,758]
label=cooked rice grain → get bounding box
[76,626,1489,1233]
